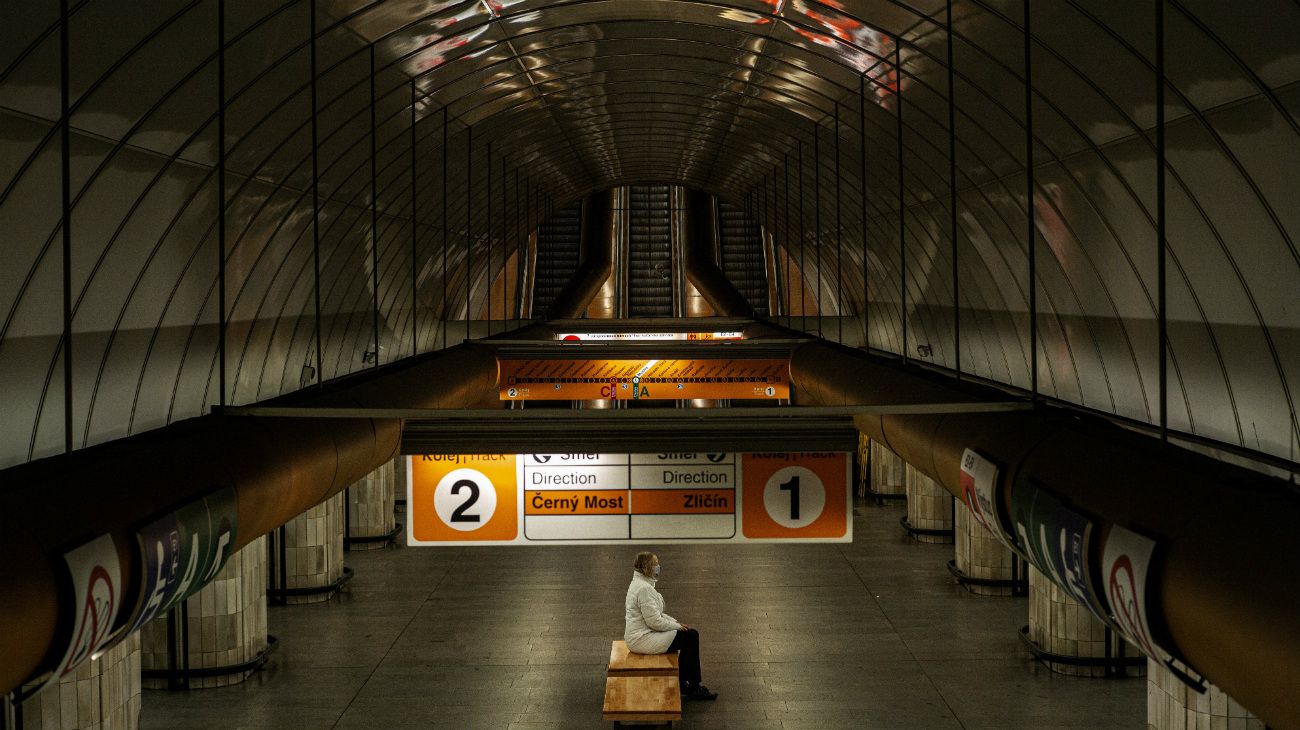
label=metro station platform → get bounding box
[140,500,1141,730]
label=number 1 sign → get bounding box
[742,453,848,539]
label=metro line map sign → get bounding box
[408,452,849,545]
[556,331,744,341]
[498,359,790,401]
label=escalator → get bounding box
[627,184,674,316]
[716,200,769,317]
[532,200,583,318]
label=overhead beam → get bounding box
[218,403,1029,420]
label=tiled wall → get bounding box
[869,441,907,497]
[1147,659,1263,730]
[347,460,396,549]
[954,505,1016,596]
[141,536,269,688]
[279,492,345,604]
[21,632,141,729]
[905,463,953,544]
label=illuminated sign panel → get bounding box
[498,359,790,400]
[407,452,849,545]
[556,332,744,341]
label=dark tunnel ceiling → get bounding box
[0,0,1297,469]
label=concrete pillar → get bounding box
[1026,566,1141,677]
[18,633,141,730]
[1147,659,1262,729]
[140,535,269,689]
[869,441,907,499]
[346,460,397,550]
[274,492,346,604]
[953,504,1018,595]
[904,462,953,543]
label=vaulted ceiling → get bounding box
[1,0,1297,469]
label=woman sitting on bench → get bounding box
[623,551,718,701]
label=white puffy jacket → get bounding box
[624,571,682,654]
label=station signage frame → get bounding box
[498,358,790,401]
[407,452,850,546]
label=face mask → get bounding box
[652,564,662,578]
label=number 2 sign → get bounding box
[410,455,517,543]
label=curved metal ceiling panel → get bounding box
[0,0,1296,474]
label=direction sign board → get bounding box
[408,452,849,545]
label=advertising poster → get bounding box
[1102,525,1168,661]
[52,534,123,678]
[958,449,1015,549]
[1011,480,1111,624]
[127,487,238,633]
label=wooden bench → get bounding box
[608,640,679,676]
[602,675,681,728]
[603,641,682,728]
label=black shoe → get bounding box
[683,684,718,701]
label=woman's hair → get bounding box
[633,551,658,576]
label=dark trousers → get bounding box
[667,628,702,687]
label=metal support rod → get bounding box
[465,125,472,343]
[798,139,806,320]
[180,600,191,686]
[759,174,769,277]
[814,120,823,337]
[1024,0,1037,399]
[501,155,508,327]
[369,45,379,367]
[165,605,180,689]
[948,0,960,376]
[277,524,287,596]
[486,141,492,334]
[834,102,843,343]
[514,168,523,319]
[525,183,530,311]
[218,0,228,400]
[759,174,766,303]
[441,106,448,349]
[784,152,791,318]
[60,0,72,453]
[1156,0,1167,442]
[860,72,869,349]
[527,183,533,293]
[410,80,418,355]
[310,0,322,386]
[896,42,907,366]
